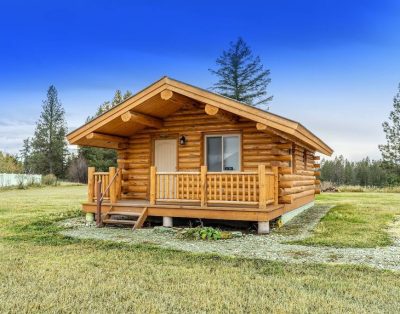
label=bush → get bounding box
[178,227,224,240]
[42,174,57,186]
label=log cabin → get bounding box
[67,77,333,234]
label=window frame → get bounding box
[204,134,242,172]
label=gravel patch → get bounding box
[60,205,400,271]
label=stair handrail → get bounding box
[96,168,120,227]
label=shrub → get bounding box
[178,226,224,240]
[42,174,57,186]
[15,174,27,189]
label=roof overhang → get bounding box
[67,77,333,156]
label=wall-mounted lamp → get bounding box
[179,135,186,145]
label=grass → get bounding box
[338,185,400,193]
[0,186,399,312]
[292,192,400,248]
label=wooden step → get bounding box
[132,207,148,230]
[107,211,141,217]
[103,219,136,225]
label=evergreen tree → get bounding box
[379,83,400,174]
[80,89,132,172]
[20,138,32,173]
[320,156,393,187]
[87,89,133,122]
[29,85,68,177]
[209,37,272,106]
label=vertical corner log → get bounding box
[88,167,95,202]
[200,165,207,207]
[272,166,279,205]
[150,166,156,205]
[116,168,122,200]
[109,167,116,203]
[258,165,266,210]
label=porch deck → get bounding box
[83,198,284,222]
[84,164,282,223]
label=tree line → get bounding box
[320,156,398,186]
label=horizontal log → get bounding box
[160,89,173,100]
[279,195,293,204]
[279,185,315,196]
[271,148,290,156]
[86,132,128,143]
[276,143,292,149]
[121,111,163,128]
[204,104,239,123]
[280,180,315,188]
[293,189,315,200]
[279,167,292,175]
[280,174,315,181]
[296,170,315,176]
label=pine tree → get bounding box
[379,84,400,174]
[29,85,68,177]
[80,89,132,172]
[20,138,32,173]
[209,37,272,107]
[87,89,132,122]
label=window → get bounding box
[206,135,240,171]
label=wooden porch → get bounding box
[83,165,283,225]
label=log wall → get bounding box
[116,103,319,205]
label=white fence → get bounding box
[0,173,42,187]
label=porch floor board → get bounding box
[82,199,284,222]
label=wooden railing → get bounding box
[206,172,259,205]
[150,165,278,209]
[87,167,121,204]
[155,171,201,202]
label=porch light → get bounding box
[179,135,186,145]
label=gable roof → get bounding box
[67,76,333,155]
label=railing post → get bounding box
[96,180,103,227]
[116,167,122,200]
[258,165,266,209]
[272,166,279,205]
[200,165,207,207]
[150,166,156,205]
[109,167,116,203]
[88,167,95,202]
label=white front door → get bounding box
[154,139,177,172]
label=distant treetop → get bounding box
[209,37,272,107]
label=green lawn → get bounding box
[296,192,400,248]
[0,186,399,313]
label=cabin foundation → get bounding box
[163,216,173,227]
[281,201,315,225]
[258,221,270,234]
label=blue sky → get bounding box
[0,0,399,160]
